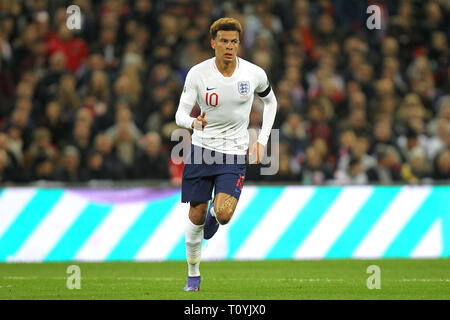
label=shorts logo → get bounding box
[238,81,250,96]
[235,174,245,193]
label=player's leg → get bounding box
[181,174,214,291]
[213,192,239,225]
[203,192,239,240]
[186,202,208,271]
[184,201,207,291]
[214,172,245,225]
[203,173,244,239]
[203,192,219,240]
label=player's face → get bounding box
[211,30,240,64]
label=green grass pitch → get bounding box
[0,259,449,300]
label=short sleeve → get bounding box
[180,67,198,106]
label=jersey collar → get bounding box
[211,57,240,80]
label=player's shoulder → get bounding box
[238,57,267,78]
[188,57,214,75]
[238,57,266,73]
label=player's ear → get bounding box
[210,38,215,50]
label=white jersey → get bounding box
[179,57,270,155]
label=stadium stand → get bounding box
[0,0,449,185]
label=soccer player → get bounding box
[175,17,277,291]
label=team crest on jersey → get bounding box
[237,81,250,96]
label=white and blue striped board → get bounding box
[0,185,448,262]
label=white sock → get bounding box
[185,218,204,277]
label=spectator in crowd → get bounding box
[17,39,47,88]
[38,100,70,147]
[111,122,141,178]
[334,156,369,185]
[34,51,68,113]
[340,107,372,137]
[84,149,125,181]
[351,134,376,171]
[90,27,121,71]
[426,117,449,160]
[46,24,88,74]
[145,98,178,148]
[56,73,81,111]
[305,99,333,150]
[4,125,24,167]
[397,126,429,163]
[0,149,18,183]
[367,145,402,184]
[0,132,19,168]
[53,145,85,182]
[312,137,335,174]
[93,132,125,178]
[82,70,112,105]
[67,119,92,168]
[337,133,375,175]
[371,119,398,152]
[335,128,356,169]
[126,0,158,36]
[300,145,331,185]
[280,112,308,159]
[24,127,58,174]
[106,107,142,144]
[30,155,55,181]
[400,146,432,184]
[266,152,299,183]
[133,131,170,180]
[432,148,450,181]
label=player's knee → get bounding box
[190,215,206,225]
[189,202,208,224]
[215,208,233,225]
[217,215,231,225]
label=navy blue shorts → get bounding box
[181,144,246,203]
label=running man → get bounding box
[175,17,277,291]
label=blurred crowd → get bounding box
[0,0,449,186]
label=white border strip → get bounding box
[294,186,373,259]
[0,188,37,239]
[411,218,442,258]
[234,186,315,260]
[10,192,88,262]
[353,186,431,258]
[135,200,187,261]
[75,201,149,261]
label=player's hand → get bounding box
[192,111,208,130]
[249,142,264,164]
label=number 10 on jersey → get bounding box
[206,92,219,107]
